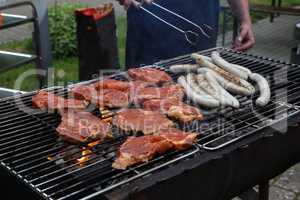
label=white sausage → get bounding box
[169,64,199,73]
[178,76,220,108]
[198,68,254,96]
[211,51,251,80]
[249,73,271,106]
[191,53,241,86]
[202,55,213,62]
[195,73,228,107]
[205,71,240,108]
[231,63,252,77]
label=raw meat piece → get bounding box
[112,135,173,170]
[143,98,203,123]
[158,128,197,150]
[133,84,185,104]
[112,128,197,169]
[128,68,172,84]
[92,79,130,92]
[56,110,112,143]
[32,91,88,112]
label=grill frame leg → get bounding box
[258,181,269,200]
[237,181,269,200]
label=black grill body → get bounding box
[0,48,300,200]
[107,126,300,200]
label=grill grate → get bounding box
[0,47,300,200]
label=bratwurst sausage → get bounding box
[249,73,270,106]
[178,75,220,108]
[211,51,252,80]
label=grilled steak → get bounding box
[92,79,130,91]
[128,68,172,84]
[32,91,88,113]
[113,109,174,134]
[158,128,197,150]
[112,128,197,169]
[56,110,112,143]
[133,84,185,104]
[143,98,203,123]
[91,89,129,108]
[112,135,173,170]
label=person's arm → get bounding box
[227,0,255,51]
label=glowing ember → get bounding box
[102,117,112,123]
[87,140,101,148]
[47,156,54,161]
[77,149,93,164]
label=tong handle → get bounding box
[150,1,211,38]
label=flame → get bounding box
[102,117,112,123]
[87,140,100,148]
[47,156,54,161]
[77,149,92,164]
[77,140,101,165]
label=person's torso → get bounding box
[126,0,220,66]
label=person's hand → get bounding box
[232,21,255,51]
[117,0,152,10]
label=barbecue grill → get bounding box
[1,47,300,200]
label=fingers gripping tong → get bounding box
[133,0,213,45]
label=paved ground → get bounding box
[1,1,300,199]
[233,163,300,200]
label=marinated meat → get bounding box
[143,99,203,123]
[158,128,197,150]
[127,81,155,103]
[113,109,174,134]
[71,85,129,108]
[133,84,185,104]
[56,110,112,143]
[32,91,88,112]
[112,135,173,170]
[128,68,172,84]
[91,89,129,108]
[70,85,98,101]
[112,128,197,169]
[92,79,130,92]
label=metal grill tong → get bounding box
[134,0,213,45]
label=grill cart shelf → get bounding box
[0,1,43,86]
